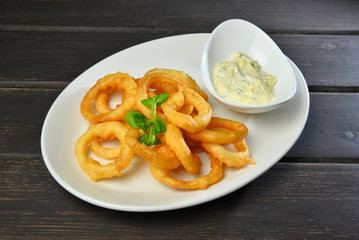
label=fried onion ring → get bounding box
[162,89,212,133]
[94,87,123,114]
[87,123,123,158]
[76,68,254,190]
[124,129,182,169]
[164,124,201,175]
[184,117,248,144]
[75,121,133,181]
[144,68,208,100]
[81,72,137,123]
[89,137,122,159]
[149,153,222,190]
[202,139,255,168]
[134,69,208,120]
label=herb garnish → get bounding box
[125,93,168,146]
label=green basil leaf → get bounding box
[154,92,169,107]
[125,110,151,132]
[128,93,168,146]
[141,92,169,108]
[139,120,152,133]
[141,96,155,109]
[125,110,144,128]
[138,134,161,146]
[152,135,161,145]
[138,134,152,146]
[151,117,167,135]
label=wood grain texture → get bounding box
[0,30,359,88]
[0,156,358,239]
[0,88,59,155]
[287,93,359,158]
[1,1,359,239]
[0,30,171,86]
[1,0,359,32]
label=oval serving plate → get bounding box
[41,33,309,212]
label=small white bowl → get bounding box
[201,19,297,114]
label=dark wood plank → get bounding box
[0,88,60,155]
[1,0,359,32]
[1,30,359,88]
[0,30,171,86]
[272,34,359,88]
[1,88,358,159]
[287,93,359,159]
[1,155,358,239]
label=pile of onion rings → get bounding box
[75,68,255,189]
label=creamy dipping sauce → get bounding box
[213,51,277,105]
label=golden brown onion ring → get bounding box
[162,89,212,133]
[202,139,255,168]
[124,129,182,169]
[81,72,137,123]
[134,69,208,120]
[164,124,201,175]
[144,68,208,100]
[149,153,222,190]
[89,137,122,159]
[75,121,133,181]
[94,87,126,114]
[185,117,248,144]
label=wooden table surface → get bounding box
[1,1,358,239]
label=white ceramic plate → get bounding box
[41,33,309,212]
